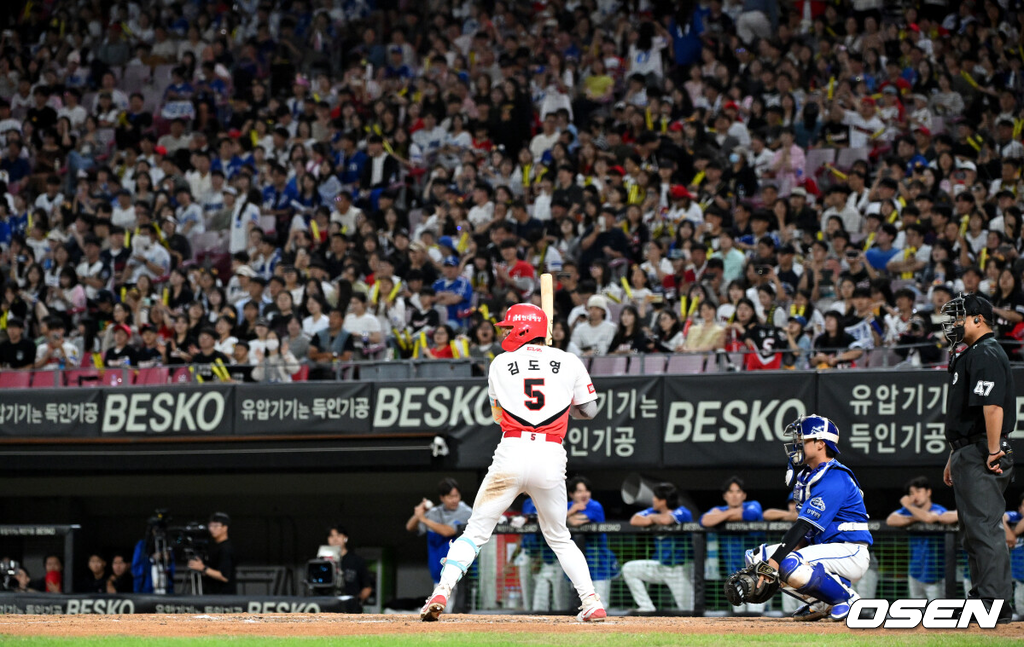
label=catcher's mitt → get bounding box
[724,561,780,606]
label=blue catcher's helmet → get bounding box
[783,414,841,467]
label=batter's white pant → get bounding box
[909,577,944,601]
[622,560,693,611]
[1015,581,1024,618]
[436,437,595,601]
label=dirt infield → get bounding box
[2,614,1024,638]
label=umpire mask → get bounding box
[939,293,967,348]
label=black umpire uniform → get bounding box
[944,294,1014,615]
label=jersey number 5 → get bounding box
[974,380,995,396]
[524,378,546,411]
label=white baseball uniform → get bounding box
[433,343,599,604]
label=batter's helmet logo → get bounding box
[496,304,548,353]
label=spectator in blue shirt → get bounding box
[566,476,619,607]
[623,482,694,612]
[700,476,763,613]
[384,46,413,82]
[1,141,30,185]
[886,476,958,601]
[432,257,473,328]
[334,132,367,189]
[212,139,243,179]
[864,224,900,271]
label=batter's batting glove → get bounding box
[725,561,780,606]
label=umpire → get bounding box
[941,293,1014,621]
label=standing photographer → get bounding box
[187,512,236,594]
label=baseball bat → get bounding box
[540,273,554,345]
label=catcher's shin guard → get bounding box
[782,557,856,607]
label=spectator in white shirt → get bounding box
[411,112,446,165]
[329,191,363,234]
[111,190,137,229]
[302,295,330,337]
[57,88,87,129]
[175,188,205,236]
[186,151,214,204]
[229,188,261,255]
[125,224,171,283]
[529,113,561,162]
[33,175,64,216]
[466,183,495,231]
[343,292,383,357]
[569,294,617,356]
[213,316,238,357]
[842,97,886,149]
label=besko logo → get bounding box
[846,599,1003,629]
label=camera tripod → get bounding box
[188,567,203,595]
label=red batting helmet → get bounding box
[496,304,548,352]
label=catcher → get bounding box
[726,415,873,621]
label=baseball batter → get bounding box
[730,415,873,621]
[420,304,606,622]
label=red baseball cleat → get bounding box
[420,593,447,622]
[576,593,607,622]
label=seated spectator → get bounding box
[432,257,473,330]
[683,301,725,352]
[423,324,457,359]
[609,305,648,354]
[77,554,108,594]
[648,307,684,353]
[107,554,133,594]
[213,316,238,358]
[136,324,166,367]
[30,554,62,593]
[124,224,171,284]
[309,307,355,377]
[782,315,812,370]
[104,323,137,367]
[190,327,232,381]
[570,295,617,357]
[343,292,382,359]
[0,317,36,369]
[811,311,865,369]
[283,316,311,363]
[32,317,79,370]
[251,332,299,383]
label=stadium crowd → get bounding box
[0,0,1021,380]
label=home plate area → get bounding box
[2,614,1024,638]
